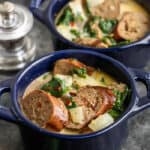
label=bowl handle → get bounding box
[128,68,150,117]
[30,0,49,25]
[0,79,18,122]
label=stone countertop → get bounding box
[0,0,149,150]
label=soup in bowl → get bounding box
[0,50,149,150]
[55,0,150,48]
[20,58,130,134]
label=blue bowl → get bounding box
[30,0,150,68]
[0,50,150,150]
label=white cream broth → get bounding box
[23,72,52,98]
[55,0,150,47]
[24,70,116,98]
[23,70,117,134]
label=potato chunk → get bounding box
[88,113,114,131]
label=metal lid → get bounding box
[0,1,34,41]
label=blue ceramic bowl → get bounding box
[0,50,150,150]
[30,0,150,68]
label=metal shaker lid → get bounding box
[0,1,34,41]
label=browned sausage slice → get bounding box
[88,0,120,19]
[74,86,116,115]
[53,58,94,75]
[116,12,150,41]
[75,37,108,48]
[21,90,68,130]
[65,86,116,130]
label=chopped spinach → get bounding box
[102,36,117,46]
[109,86,130,119]
[84,22,97,38]
[41,77,67,97]
[75,13,84,22]
[64,97,77,109]
[72,68,87,78]
[113,87,130,111]
[70,29,80,38]
[108,109,120,119]
[84,0,91,17]
[57,7,74,25]
[115,40,131,47]
[99,19,118,34]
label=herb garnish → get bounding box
[71,68,87,78]
[99,19,118,34]
[109,86,131,119]
[64,97,77,109]
[41,77,67,97]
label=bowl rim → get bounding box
[47,0,150,52]
[12,50,137,140]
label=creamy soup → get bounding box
[55,0,150,48]
[21,58,130,135]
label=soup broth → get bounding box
[21,58,130,135]
[55,0,150,48]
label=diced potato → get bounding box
[55,74,73,87]
[88,113,114,131]
[69,106,85,124]
[69,0,87,22]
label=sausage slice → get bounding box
[116,12,150,41]
[53,58,94,75]
[75,37,108,48]
[88,0,120,19]
[65,86,116,130]
[21,90,68,130]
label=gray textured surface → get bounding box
[0,0,149,150]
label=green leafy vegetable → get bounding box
[70,29,80,38]
[75,13,84,22]
[57,7,74,25]
[109,86,130,119]
[64,97,77,109]
[116,40,131,47]
[72,68,87,78]
[99,19,118,34]
[102,36,117,46]
[67,101,77,109]
[113,87,130,111]
[108,109,120,119]
[84,22,97,38]
[84,0,91,17]
[41,77,67,97]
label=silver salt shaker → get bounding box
[0,1,36,70]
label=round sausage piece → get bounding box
[116,12,150,41]
[21,90,68,130]
[74,86,116,115]
[53,58,94,75]
[75,37,108,48]
[65,86,116,130]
